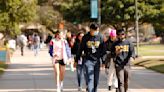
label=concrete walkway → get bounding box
[0,48,164,92]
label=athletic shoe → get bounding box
[57,88,61,92]
[116,88,119,92]
[86,87,88,92]
[108,86,111,91]
[60,82,63,92]
[78,87,82,92]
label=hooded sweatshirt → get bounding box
[76,32,104,62]
[111,39,135,67]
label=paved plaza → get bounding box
[0,48,164,92]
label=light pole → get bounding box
[135,0,139,56]
[98,0,101,25]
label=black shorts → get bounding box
[55,60,65,66]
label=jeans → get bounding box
[84,60,100,92]
[20,46,24,56]
[76,64,87,88]
[34,44,40,56]
[115,65,130,92]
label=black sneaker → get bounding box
[108,86,111,91]
[86,87,88,92]
[116,88,119,92]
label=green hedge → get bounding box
[0,62,8,74]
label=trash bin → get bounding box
[0,47,10,64]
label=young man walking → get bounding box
[75,23,104,92]
[111,29,135,92]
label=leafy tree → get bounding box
[57,0,90,23]
[36,0,64,31]
[35,0,164,35]
[153,1,164,36]
[37,0,85,31]
[58,0,163,31]
[38,0,48,6]
[37,0,54,6]
[0,0,37,38]
[37,6,62,31]
[101,0,135,29]
[102,0,164,30]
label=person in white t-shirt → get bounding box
[49,31,71,92]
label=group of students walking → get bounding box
[48,22,135,92]
[16,33,40,56]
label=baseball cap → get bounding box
[117,29,125,35]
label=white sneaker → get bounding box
[60,87,63,92]
[57,88,61,92]
[57,87,61,92]
[78,87,82,92]
[60,81,63,92]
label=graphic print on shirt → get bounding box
[115,45,129,52]
[87,41,100,53]
[53,40,63,60]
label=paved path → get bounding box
[0,48,164,92]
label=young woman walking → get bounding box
[49,31,71,92]
[72,31,87,91]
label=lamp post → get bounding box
[98,0,101,25]
[135,0,139,57]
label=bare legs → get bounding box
[53,63,66,92]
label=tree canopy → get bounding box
[59,0,164,30]
[1,0,163,38]
[0,0,37,38]
[37,6,62,31]
[57,0,90,23]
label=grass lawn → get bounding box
[0,62,8,74]
[133,58,164,73]
[137,45,164,56]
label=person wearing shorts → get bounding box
[49,30,71,92]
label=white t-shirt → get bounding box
[53,39,63,60]
[8,39,16,50]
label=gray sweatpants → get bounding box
[107,60,118,88]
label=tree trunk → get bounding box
[161,36,164,44]
[0,36,5,46]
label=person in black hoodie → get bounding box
[111,29,135,92]
[72,31,87,91]
[75,23,104,92]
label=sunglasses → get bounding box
[118,33,125,35]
